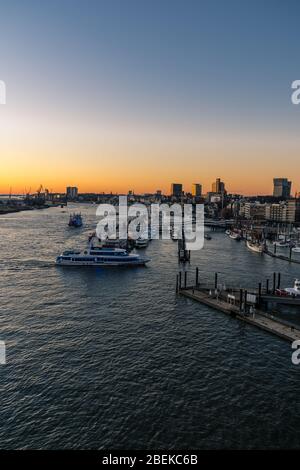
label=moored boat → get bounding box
[229,231,241,241]
[284,279,300,296]
[246,240,263,253]
[273,240,290,248]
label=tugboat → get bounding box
[68,213,83,227]
[56,235,150,267]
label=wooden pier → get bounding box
[264,246,300,265]
[177,270,300,343]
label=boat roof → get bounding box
[90,247,126,252]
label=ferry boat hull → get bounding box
[55,243,150,267]
[56,257,149,267]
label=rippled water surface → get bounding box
[0,205,300,449]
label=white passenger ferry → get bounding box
[56,237,150,267]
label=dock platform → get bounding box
[179,286,300,343]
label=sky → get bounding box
[0,0,300,195]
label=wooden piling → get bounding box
[196,267,199,286]
[277,272,281,290]
[214,272,218,290]
[239,289,243,312]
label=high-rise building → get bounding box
[170,183,183,197]
[66,186,78,200]
[212,178,225,193]
[192,183,202,197]
[273,178,292,199]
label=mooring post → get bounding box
[239,289,243,312]
[258,283,262,305]
[274,243,277,255]
[179,272,182,290]
[277,272,281,290]
[289,247,292,260]
[273,272,276,294]
[176,274,179,293]
[214,272,218,290]
[266,279,269,294]
[184,271,187,289]
[244,290,248,313]
[196,267,199,286]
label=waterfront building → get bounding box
[265,202,287,222]
[286,198,300,223]
[244,202,266,220]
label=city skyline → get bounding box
[1,175,298,198]
[1,1,300,195]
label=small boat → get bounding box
[246,240,263,253]
[225,230,231,236]
[292,245,300,253]
[68,213,83,227]
[273,240,290,248]
[284,279,300,296]
[205,234,212,240]
[229,231,241,241]
[56,236,150,267]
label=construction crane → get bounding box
[36,184,43,196]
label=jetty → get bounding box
[264,245,300,265]
[176,270,300,343]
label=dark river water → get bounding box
[0,204,300,449]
